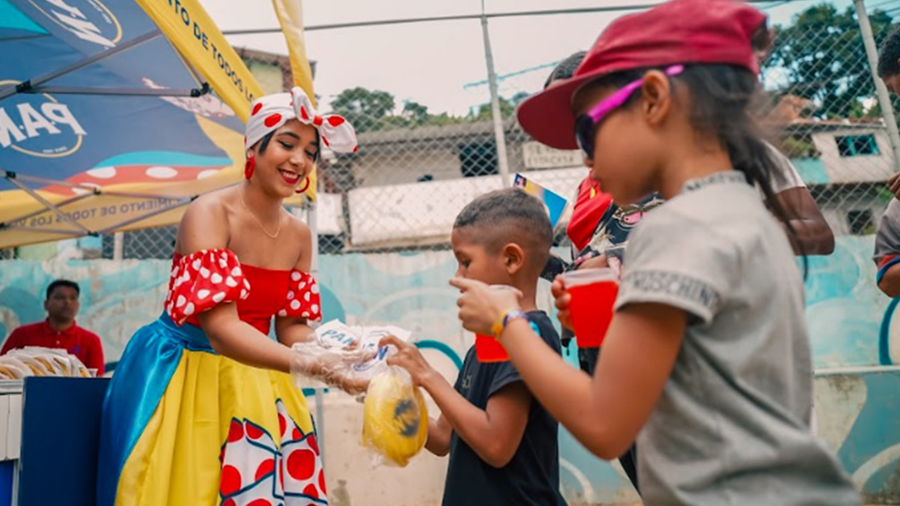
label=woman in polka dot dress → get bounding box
[96,87,359,506]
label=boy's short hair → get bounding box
[879,26,900,78]
[46,279,80,300]
[453,188,553,271]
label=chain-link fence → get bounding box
[759,1,900,237]
[304,1,900,256]
[100,226,178,260]
[5,0,900,260]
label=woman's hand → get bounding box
[379,335,436,387]
[290,344,372,395]
[332,374,371,395]
[551,276,574,331]
[449,278,522,336]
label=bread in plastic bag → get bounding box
[361,366,428,467]
[0,357,30,379]
[10,354,52,376]
[2,347,93,378]
[0,357,31,378]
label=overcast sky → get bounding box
[203,0,856,116]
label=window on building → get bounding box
[835,135,879,157]
[459,142,498,178]
[847,209,875,235]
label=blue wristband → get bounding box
[493,309,528,339]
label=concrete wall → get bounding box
[815,367,900,504]
[351,148,463,187]
[821,197,888,238]
[813,129,894,184]
[243,60,286,97]
[346,167,585,248]
[349,129,535,189]
[0,235,896,504]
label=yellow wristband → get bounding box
[492,308,527,339]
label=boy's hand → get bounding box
[576,253,609,270]
[379,335,436,387]
[449,278,523,336]
[551,276,574,331]
[576,252,623,277]
[890,172,900,199]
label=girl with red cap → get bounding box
[451,1,860,504]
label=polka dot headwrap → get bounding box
[245,87,358,154]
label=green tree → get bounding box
[402,100,430,127]
[766,4,895,120]
[468,96,516,121]
[329,87,472,132]
[511,91,530,106]
[330,87,396,132]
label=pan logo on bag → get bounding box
[0,81,86,158]
[29,0,122,48]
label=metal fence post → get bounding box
[301,202,326,467]
[854,0,900,171]
[113,232,124,260]
[480,12,511,186]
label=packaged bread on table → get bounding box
[8,354,52,376]
[4,347,91,377]
[0,357,32,379]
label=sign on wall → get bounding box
[522,142,583,169]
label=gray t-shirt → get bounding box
[767,142,806,194]
[615,172,859,506]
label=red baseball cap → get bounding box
[517,0,767,150]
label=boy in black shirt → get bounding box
[381,188,567,506]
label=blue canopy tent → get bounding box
[0,0,265,249]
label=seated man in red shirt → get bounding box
[2,279,105,374]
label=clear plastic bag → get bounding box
[290,341,374,393]
[3,347,90,377]
[361,366,428,467]
[290,320,411,394]
[0,357,30,379]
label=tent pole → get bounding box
[13,174,103,191]
[0,226,83,236]
[5,177,91,235]
[0,31,161,101]
[28,85,210,97]
[0,193,93,224]
[94,199,192,234]
[99,191,196,200]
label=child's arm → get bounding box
[875,201,900,296]
[425,414,452,456]
[450,277,685,460]
[879,263,900,297]
[774,187,834,256]
[381,336,531,468]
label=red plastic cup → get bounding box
[561,268,619,348]
[474,285,517,362]
[475,333,509,362]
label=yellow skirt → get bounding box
[97,314,327,506]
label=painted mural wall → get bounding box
[0,235,896,504]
